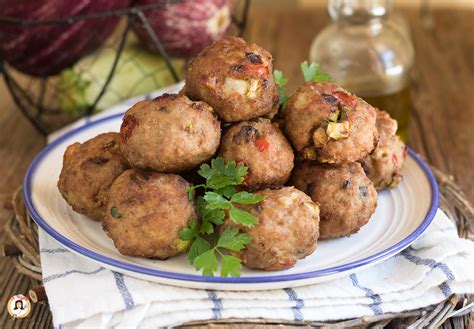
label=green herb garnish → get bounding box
[110,206,122,219]
[180,157,265,277]
[273,70,289,112]
[197,157,247,189]
[179,219,199,241]
[192,228,252,277]
[301,61,332,82]
[273,62,331,114]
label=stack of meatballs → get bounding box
[58,36,407,272]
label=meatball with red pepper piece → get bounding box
[360,109,407,190]
[120,93,221,172]
[284,82,378,164]
[219,119,294,190]
[103,169,196,259]
[291,162,377,239]
[184,36,279,122]
[58,133,127,221]
[220,187,320,271]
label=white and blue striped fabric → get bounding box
[39,210,474,328]
[41,84,474,328]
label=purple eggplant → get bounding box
[132,0,232,58]
[0,0,130,76]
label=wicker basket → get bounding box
[2,165,473,328]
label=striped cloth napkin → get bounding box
[40,83,474,327]
[39,210,474,328]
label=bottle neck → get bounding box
[328,0,392,24]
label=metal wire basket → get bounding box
[0,0,250,135]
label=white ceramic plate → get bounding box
[24,112,438,291]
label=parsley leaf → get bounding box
[205,209,225,225]
[197,163,213,179]
[200,221,214,235]
[206,175,240,190]
[274,70,288,86]
[198,158,247,189]
[273,69,289,110]
[110,207,122,219]
[187,237,211,264]
[191,228,251,277]
[204,192,232,209]
[231,191,265,205]
[196,196,225,234]
[179,219,199,241]
[194,249,218,276]
[217,227,252,251]
[196,195,207,213]
[229,207,259,227]
[301,61,332,82]
[220,254,242,277]
[215,186,237,199]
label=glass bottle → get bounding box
[310,0,414,141]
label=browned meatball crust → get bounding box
[284,82,378,164]
[221,187,320,271]
[219,119,294,190]
[184,36,279,122]
[58,133,127,221]
[374,109,397,145]
[360,109,407,190]
[291,162,377,239]
[120,93,221,172]
[103,169,196,259]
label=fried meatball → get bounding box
[184,36,279,122]
[291,162,377,239]
[221,187,320,271]
[219,119,294,190]
[58,133,127,221]
[360,109,407,190]
[120,93,221,172]
[103,169,196,259]
[284,82,378,164]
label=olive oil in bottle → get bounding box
[361,85,411,141]
[310,0,414,141]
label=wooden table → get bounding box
[0,4,472,328]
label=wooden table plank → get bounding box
[407,8,474,198]
[0,5,472,328]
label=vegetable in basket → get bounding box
[132,0,233,58]
[57,44,185,114]
[0,0,130,76]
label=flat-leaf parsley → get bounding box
[180,157,265,277]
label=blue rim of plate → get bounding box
[24,112,439,284]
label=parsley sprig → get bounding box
[180,157,265,277]
[181,227,252,276]
[273,61,331,114]
[301,61,332,82]
[273,70,289,111]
